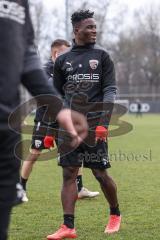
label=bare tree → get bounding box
[110,3,160,99]
[133,5,160,98]
[29,0,65,62]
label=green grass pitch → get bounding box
[9,114,160,240]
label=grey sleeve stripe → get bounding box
[103,85,117,102]
[23,47,42,73]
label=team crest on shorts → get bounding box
[89,59,99,70]
[35,140,42,148]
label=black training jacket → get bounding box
[35,59,54,123]
[44,58,54,79]
[0,0,59,129]
[53,42,117,125]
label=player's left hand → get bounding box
[95,126,108,142]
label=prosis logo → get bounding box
[67,73,100,82]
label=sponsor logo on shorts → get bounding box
[57,153,60,164]
[102,157,109,165]
[36,122,41,131]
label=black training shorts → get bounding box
[31,121,59,150]
[58,140,111,170]
[31,121,48,150]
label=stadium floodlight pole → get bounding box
[65,0,69,40]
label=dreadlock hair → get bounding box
[71,10,94,27]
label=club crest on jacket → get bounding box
[89,60,99,70]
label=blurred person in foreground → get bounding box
[0,2,88,240]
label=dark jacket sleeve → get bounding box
[100,52,117,126]
[44,59,54,79]
[102,52,117,103]
[53,58,66,97]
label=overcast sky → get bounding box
[44,0,159,10]
[42,0,160,27]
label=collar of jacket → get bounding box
[71,39,95,51]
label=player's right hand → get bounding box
[44,135,55,149]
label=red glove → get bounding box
[95,126,108,141]
[44,136,55,149]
